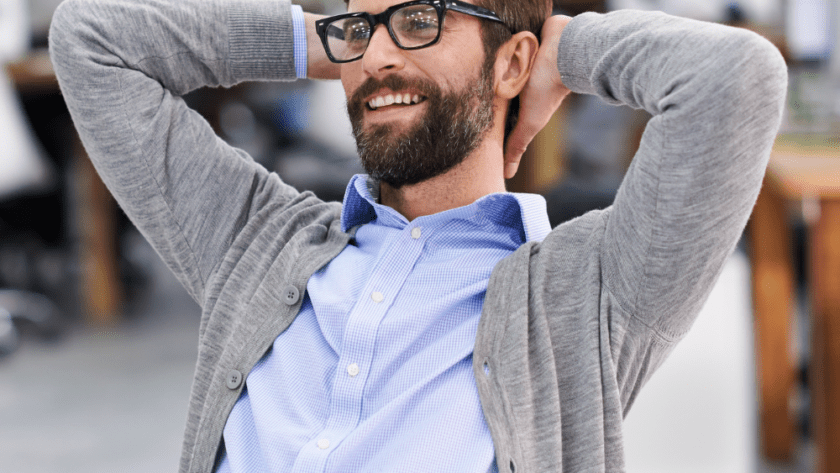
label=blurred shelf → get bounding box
[6,49,58,94]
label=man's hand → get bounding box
[504,15,573,180]
[305,13,341,80]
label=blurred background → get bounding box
[1,0,839,471]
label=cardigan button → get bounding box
[226,369,243,390]
[282,285,300,305]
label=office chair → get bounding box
[0,68,64,356]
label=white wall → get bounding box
[608,0,781,24]
[623,252,757,473]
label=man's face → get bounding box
[342,0,498,188]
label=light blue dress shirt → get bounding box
[290,5,307,79]
[216,174,551,472]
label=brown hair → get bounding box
[474,0,551,54]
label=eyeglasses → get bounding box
[315,0,507,63]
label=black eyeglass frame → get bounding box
[315,0,508,63]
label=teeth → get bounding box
[368,93,425,110]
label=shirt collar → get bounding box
[341,174,551,243]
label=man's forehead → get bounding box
[346,0,480,14]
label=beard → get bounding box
[346,61,496,189]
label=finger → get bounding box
[504,101,551,176]
[504,122,536,178]
[504,160,522,180]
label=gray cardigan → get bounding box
[48,1,787,471]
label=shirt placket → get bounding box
[290,222,430,473]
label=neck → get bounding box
[379,135,506,222]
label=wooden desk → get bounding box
[5,51,57,94]
[7,51,122,325]
[751,134,840,472]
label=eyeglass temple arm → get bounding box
[445,0,505,25]
[325,23,345,40]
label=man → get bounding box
[48,0,787,471]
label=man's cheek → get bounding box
[339,63,357,96]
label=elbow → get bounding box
[49,0,82,56]
[48,0,100,76]
[726,29,788,119]
[684,28,788,138]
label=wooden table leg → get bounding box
[810,199,840,473]
[750,180,796,461]
[73,141,122,325]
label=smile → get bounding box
[367,92,428,111]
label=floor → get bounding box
[0,235,814,472]
[622,250,813,473]
[0,237,200,473]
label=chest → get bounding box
[304,221,518,397]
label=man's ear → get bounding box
[493,31,540,100]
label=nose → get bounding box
[361,23,406,77]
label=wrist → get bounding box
[542,15,573,91]
[304,12,341,80]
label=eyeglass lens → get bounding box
[326,4,441,61]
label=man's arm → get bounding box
[49,0,334,303]
[559,11,785,328]
[524,11,786,395]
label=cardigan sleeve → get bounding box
[555,11,786,341]
[544,11,789,414]
[49,0,305,303]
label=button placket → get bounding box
[316,221,428,459]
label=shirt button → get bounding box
[371,291,384,303]
[282,285,300,306]
[317,438,330,450]
[347,363,360,377]
[411,227,422,239]
[226,369,243,390]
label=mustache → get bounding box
[349,75,441,110]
